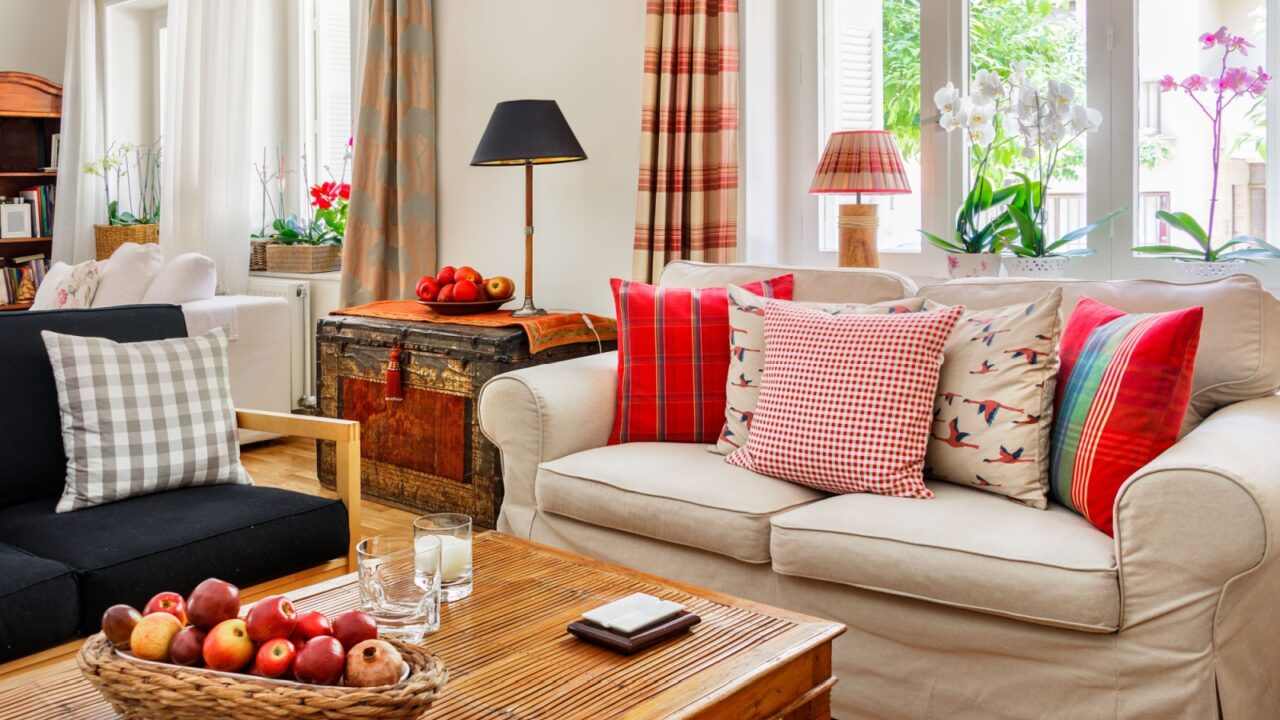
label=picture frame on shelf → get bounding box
[0,203,32,239]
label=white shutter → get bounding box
[315,0,352,175]
[835,26,875,130]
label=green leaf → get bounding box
[1131,244,1204,257]
[1156,210,1210,250]
[1007,203,1042,255]
[1052,207,1128,249]
[920,230,966,253]
[1059,247,1097,257]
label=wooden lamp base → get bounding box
[837,204,880,268]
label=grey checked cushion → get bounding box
[41,327,251,512]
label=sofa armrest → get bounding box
[1114,396,1280,710]
[478,351,618,536]
[237,410,361,571]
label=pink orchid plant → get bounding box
[1137,26,1280,261]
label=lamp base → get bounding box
[510,296,548,317]
[837,204,880,268]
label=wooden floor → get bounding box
[243,435,419,539]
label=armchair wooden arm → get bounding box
[236,410,361,571]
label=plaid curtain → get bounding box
[340,0,437,308]
[633,0,740,283]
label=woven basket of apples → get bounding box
[77,578,447,720]
[415,265,516,315]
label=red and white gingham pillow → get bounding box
[726,301,964,498]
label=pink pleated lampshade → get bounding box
[809,130,911,196]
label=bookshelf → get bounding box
[0,72,60,311]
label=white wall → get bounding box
[0,0,72,83]
[434,0,645,315]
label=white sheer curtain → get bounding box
[160,0,256,294]
[52,0,105,265]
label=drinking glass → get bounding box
[413,513,472,602]
[356,535,440,641]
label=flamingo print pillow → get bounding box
[713,285,926,455]
[923,289,1063,508]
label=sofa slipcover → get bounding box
[0,543,79,663]
[537,443,822,563]
[0,485,349,634]
[770,483,1119,631]
[660,260,916,303]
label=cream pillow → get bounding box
[713,284,926,455]
[91,242,164,307]
[924,289,1063,508]
[142,252,217,304]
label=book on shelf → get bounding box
[1,253,47,305]
[16,184,55,237]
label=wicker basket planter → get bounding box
[250,239,271,271]
[77,633,446,720]
[265,243,343,273]
[94,224,160,260]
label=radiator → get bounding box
[245,277,314,408]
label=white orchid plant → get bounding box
[922,63,1126,258]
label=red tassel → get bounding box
[385,342,404,402]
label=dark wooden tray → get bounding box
[567,611,701,654]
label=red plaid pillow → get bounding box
[727,301,963,497]
[609,275,794,444]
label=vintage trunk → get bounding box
[316,316,613,528]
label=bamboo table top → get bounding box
[0,532,844,719]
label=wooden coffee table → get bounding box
[0,533,844,719]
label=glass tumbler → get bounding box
[356,534,440,641]
[413,513,473,602]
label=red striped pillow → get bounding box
[726,301,963,497]
[609,275,794,444]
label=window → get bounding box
[818,0,923,254]
[805,0,1280,281]
[312,0,353,180]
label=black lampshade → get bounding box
[470,100,587,166]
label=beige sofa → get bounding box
[478,262,1280,720]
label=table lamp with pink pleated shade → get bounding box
[809,130,911,268]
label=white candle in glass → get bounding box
[438,535,472,582]
[414,536,441,574]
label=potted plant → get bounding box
[921,77,1014,278]
[83,140,162,260]
[262,141,352,274]
[251,146,288,271]
[995,74,1125,277]
[1132,26,1279,278]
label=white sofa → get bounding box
[479,261,1280,720]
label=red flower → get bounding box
[310,181,341,209]
[338,183,351,201]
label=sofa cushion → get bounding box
[537,443,823,563]
[0,305,188,507]
[0,485,348,633]
[770,482,1120,632]
[659,260,916,303]
[916,276,1280,433]
[0,543,79,662]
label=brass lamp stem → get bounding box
[512,161,546,317]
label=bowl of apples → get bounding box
[415,265,515,315]
[78,578,447,720]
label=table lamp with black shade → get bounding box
[471,100,587,317]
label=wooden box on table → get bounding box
[316,315,614,528]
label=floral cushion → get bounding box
[51,261,103,310]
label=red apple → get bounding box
[331,610,378,651]
[453,279,481,302]
[186,578,241,630]
[415,275,441,302]
[101,604,142,650]
[484,276,514,300]
[253,638,297,679]
[143,591,188,626]
[436,266,456,285]
[169,626,207,667]
[246,595,297,643]
[436,283,455,303]
[344,639,405,687]
[129,612,184,662]
[455,266,482,284]
[289,610,333,646]
[294,636,345,685]
[203,618,255,672]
